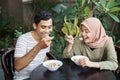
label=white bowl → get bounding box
[43,60,63,71]
[71,55,89,65]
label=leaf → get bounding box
[87,0,91,4]
[61,26,68,35]
[62,16,72,35]
[108,13,120,23]
[110,7,120,13]
[81,0,87,7]
[72,25,77,36]
[59,36,66,48]
[67,21,72,35]
[75,25,80,37]
[74,17,78,26]
[116,40,120,44]
[84,6,91,18]
[61,16,81,37]
[107,0,118,8]
[92,0,103,11]
[112,35,116,42]
[100,0,106,8]
[64,16,67,23]
[73,16,81,37]
[52,4,67,14]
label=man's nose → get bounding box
[45,28,51,33]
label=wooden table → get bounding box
[30,58,119,80]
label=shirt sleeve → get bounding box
[63,45,74,58]
[99,42,118,71]
[14,35,27,57]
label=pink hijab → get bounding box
[81,17,113,48]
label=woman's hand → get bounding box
[65,34,74,45]
[79,58,91,67]
[79,58,100,68]
[64,34,74,53]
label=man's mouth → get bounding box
[42,33,49,37]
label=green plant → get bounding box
[75,0,93,21]
[0,7,27,49]
[61,16,80,37]
[14,30,24,38]
[92,0,120,22]
[32,0,120,58]
[51,0,93,58]
[32,0,55,13]
[50,26,66,58]
[92,0,120,45]
[52,0,93,23]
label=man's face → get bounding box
[34,18,53,39]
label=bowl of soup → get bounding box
[71,55,89,65]
[43,60,63,71]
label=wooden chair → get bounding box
[115,45,120,75]
[1,48,56,80]
[1,48,15,80]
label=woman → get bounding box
[63,17,118,71]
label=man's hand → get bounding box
[39,36,54,49]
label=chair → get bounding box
[1,48,15,80]
[1,48,56,80]
[115,46,120,75]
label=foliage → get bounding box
[32,0,56,13]
[50,26,66,58]
[92,0,120,46]
[0,7,27,49]
[1,0,120,58]
[61,16,80,37]
[51,0,120,58]
[51,0,93,58]
[74,0,93,21]
[92,0,120,22]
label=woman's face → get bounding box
[81,25,92,43]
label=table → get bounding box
[30,58,119,80]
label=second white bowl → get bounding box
[43,60,63,71]
[71,55,89,65]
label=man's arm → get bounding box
[14,36,53,71]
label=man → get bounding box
[14,11,54,80]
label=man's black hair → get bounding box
[34,11,52,25]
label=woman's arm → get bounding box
[79,42,118,71]
[99,42,118,71]
[63,35,74,58]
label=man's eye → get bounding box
[48,26,52,29]
[41,26,46,29]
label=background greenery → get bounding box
[0,0,120,58]
[0,11,27,49]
